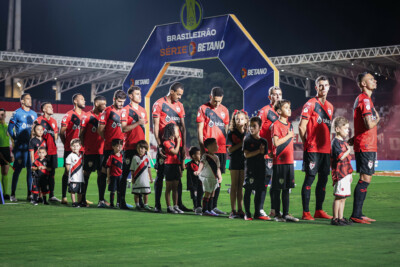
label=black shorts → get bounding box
[216,153,226,174]
[0,147,12,166]
[63,151,72,167]
[272,164,295,190]
[123,150,138,177]
[355,152,376,176]
[229,152,244,171]
[164,164,181,181]
[47,154,58,170]
[243,174,266,191]
[32,177,40,194]
[83,154,103,173]
[302,152,330,176]
[68,182,83,194]
[265,158,273,176]
[101,150,113,168]
[108,175,121,192]
[39,175,50,194]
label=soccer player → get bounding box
[349,72,380,224]
[152,82,187,213]
[8,93,37,202]
[97,90,127,208]
[243,117,270,221]
[0,108,13,200]
[258,86,282,217]
[79,95,106,207]
[60,93,86,204]
[197,87,229,215]
[120,86,146,209]
[34,102,60,202]
[331,117,353,226]
[65,138,84,207]
[31,147,51,205]
[106,139,124,208]
[271,100,298,222]
[298,76,333,220]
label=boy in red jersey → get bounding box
[79,95,106,207]
[197,87,229,215]
[349,72,380,224]
[31,147,51,205]
[271,100,298,222]
[257,86,282,217]
[34,102,60,202]
[331,117,353,226]
[106,139,124,208]
[152,82,187,213]
[298,76,333,220]
[120,86,147,209]
[98,90,127,208]
[60,93,86,204]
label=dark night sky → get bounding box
[0,0,399,106]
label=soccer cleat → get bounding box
[229,212,239,219]
[126,203,134,208]
[283,214,299,222]
[85,199,93,205]
[43,200,50,205]
[10,195,18,202]
[260,209,268,217]
[179,205,192,212]
[61,197,68,205]
[195,207,203,215]
[4,194,10,200]
[237,210,245,219]
[97,200,106,208]
[31,200,38,206]
[203,210,213,216]
[153,207,162,213]
[174,206,184,214]
[340,218,353,226]
[314,210,333,219]
[213,208,226,215]
[209,210,219,216]
[350,217,371,224]
[72,202,80,208]
[254,215,271,221]
[26,195,33,201]
[361,216,376,222]
[274,215,286,222]
[167,206,178,214]
[302,211,315,220]
[244,214,253,221]
[119,204,130,210]
[49,196,61,202]
[143,204,152,211]
[331,218,339,226]
[135,205,141,211]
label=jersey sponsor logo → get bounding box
[111,122,121,128]
[92,126,97,133]
[241,67,268,78]
[208,120,225,128]
[101,115,105,120]
[309,161,315,170]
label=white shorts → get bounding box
[333,174,352,197]
[199,176,218,193]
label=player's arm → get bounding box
[180,119,187,151]
[153,117,161,147]
[148,167,153,183]
[7,116,16,141]
[79,126,86,145]
[29,150,35,164]
[244,149,263,158]
[97,124,105,139]
[65,164,71,172]
[298,118,308,144]
[168,137,181,155]
[60,126,67,145]
[340,146,351,161]
[197,122,205,153]
[227,141,243,153]
[121,117,145,133]
[363,109,380,130]
[194,162,204,176]
[217,168,222,184]
[273,130,294,147]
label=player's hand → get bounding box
[181,163,185,170]
[107,178,110,185]
[268,152,274,158]
[150,178,154,184]
[218,177,222,183]
[374,108,380,122]
[288,129,294,138]
[138,117,146,125]
[158,146,166,158]
[259,144,265,154]
[348,136,354,146]
[194,171,199,176]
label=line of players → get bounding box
[3,72,379,224]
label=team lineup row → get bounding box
[1,71,379,224]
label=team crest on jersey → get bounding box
[88,161,93,168]
[63,117,67,122]
[176,107,181,112]
[368,160,373,169]
[125,158,130,165]
[122,112,126,118]
[279,178,284,184]
[249,178,254,184]
[159,158,164,165]
[101,115,105,120]
[43,162,47,166]
[309,161,315,170]
[208,120,214,128]
[165,115,171,123]
[153,107,157,113]
[141,112,145,118]
[22,123,26,129]
[268,161,273,169]
[317,116,322,124]
[52,123,55,128]
[303,108,308,113]
[328,109,332,115]
[366,105,371,110]
[31,115,35,120]
[221,112,225,119]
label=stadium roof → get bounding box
[0,44,399,98]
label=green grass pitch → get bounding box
[1,169,399,266]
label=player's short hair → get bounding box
[40,102,51,112]
[315,75,329,87]
[211,87,223,97]
[274,99,291,112]
[249,116,262,127]
[72,93,83,103]
[189,146,200,158]
[0,108,5,113]
[136,140,149,151]
[333,116,349,132]
[356,72,370,89]
[38,146,47,152]
[114,90,127,100]
[268,86,281,96]
[70,138,81,146]
[128,86,141,95]
[204,138,217,149]
[111,138,124,147]
[170,82,184,92]
[93,95,106,102]
[20,93,30,101]
[162,123,177,141]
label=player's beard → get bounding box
[77,104,85,109]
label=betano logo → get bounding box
[130,78,150,86]
[160,40,225,57]
[240,67,268,78]
[180,0,203,31]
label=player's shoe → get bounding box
[49,196,61,202]
[209,210,219,216]
[43,200,50,205]
[314,210,333,219]
[10,195,18,202]
[284,214,299,222]
[340,218,353,225]
[167,206,178,214]
[254,215,271,221]
[203,210,213,216]
[174,206,184,214]
[126,203,134,208]
[79,202,88,208]
[31,200,38,206]
[237,210,245,219]
[72,202,80,208]
[244,214,253,221]
[179,205,192,212]
[154,207,162,213]
[213,208,226,215]
[135,205,141,211]
[361,216,376,222]
[350,217,370,224]
[143,204,152,211]
[260,209,268,217]
[61,197,68,205]
[229,211,239,219]
[4,194,10,200]
[331,218,339,226]
[97,200,106,208]
[302,211,315,220]
[195,207,203,215]
[26,195,33,201]
[274,215,286,222]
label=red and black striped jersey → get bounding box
[152,97,185,141]
[29,137,46,160]
[331,138,353,184]
[258,104,279,157]
[271,120,294,165]
[32,158,50,177]
[124,103,147,150]
[99,105,127,151]
[163,139,181,165]
[353,93,377,152]
[106,153,123,177]
[81,111,104,155]
[61,109,85,152]
[34,116,58,155]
